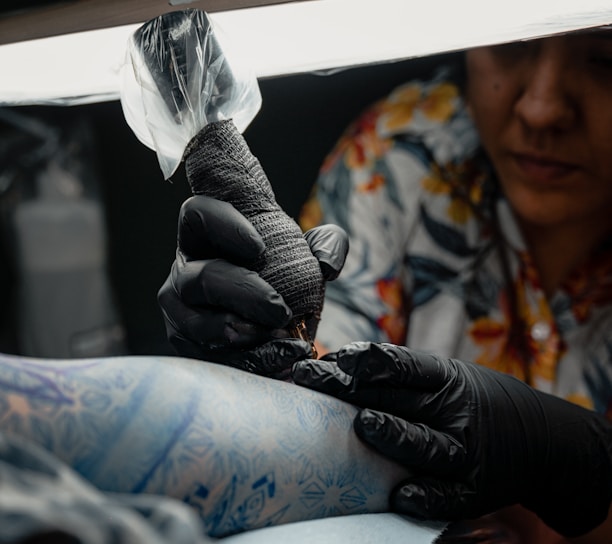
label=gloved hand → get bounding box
[158,195,348,378]
[292,342,612,538]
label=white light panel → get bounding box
[0,0,611,106]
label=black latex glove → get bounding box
[292,342,612,538]
[158,195,348,377]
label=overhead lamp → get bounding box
[0,0,611,106]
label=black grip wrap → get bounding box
[185,120,325,329]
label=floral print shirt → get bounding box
[299,69,612,418]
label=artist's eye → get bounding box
[579,33,612,72]
[585,50,612,86]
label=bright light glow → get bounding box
[1,0,611,106]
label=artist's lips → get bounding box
[512,153,579,183]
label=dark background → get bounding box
[0,52,457,356]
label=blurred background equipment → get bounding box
[0,108,127,358]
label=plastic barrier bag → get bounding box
[120,10,262,179]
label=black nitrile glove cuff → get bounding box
[520,391,612,537]
[291,343,612,536]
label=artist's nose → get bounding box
[514,41,577,132]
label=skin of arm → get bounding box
[0,353,409,538]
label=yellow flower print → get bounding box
[420,83,458,122]
[469,314,530,380]
[421,162,484,224]
[389,84,423,105]
[469,282,563,385]
[381,82,458,131]
[446,197,473,224]
[421,167,448,195]
[380,84,422,130]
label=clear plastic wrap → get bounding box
[120,10,262,179]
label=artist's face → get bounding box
[465,32,612,233]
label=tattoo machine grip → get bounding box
[185,120,324,337]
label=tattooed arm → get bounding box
[0,353,408,538]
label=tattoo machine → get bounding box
[120,9,323,356]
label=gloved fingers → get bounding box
[303,224,349,281]
[391,477,478,522]
[165,330,209,362]
[171,255,292,329]
[162,295,307,375]
[291,358,353,395]
[335,342,453,390]
[159,284,282,349]
[347,388,442,422]
[354,409,466,475]
[320,351,338,362]
[178,195,265,265]
[292,359,431,413]
[207,338,313,379]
